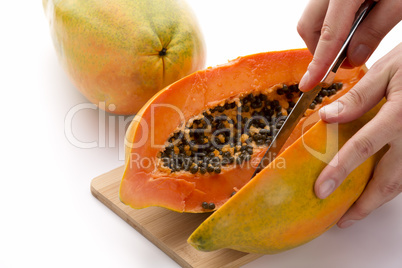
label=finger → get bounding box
[314,102,401,199]
[346,0,402,67]
[319,61,388,124]
[297,0,330,54]
[320,44,402,124]
[299,0,365,91]
[337,140,402,228]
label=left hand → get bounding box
[315,43,402,228]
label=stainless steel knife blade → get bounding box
[251,84,323,176]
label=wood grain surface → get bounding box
[90,166,262,268]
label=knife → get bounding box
[250,0,377,178]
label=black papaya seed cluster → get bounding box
[158,82,343,174]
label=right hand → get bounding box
[297,0,402,92]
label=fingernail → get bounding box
[339,220,356,229]
[299,70,310,91]
[318,179,335,199]
[351,44,371,66]
[319,101,344,120]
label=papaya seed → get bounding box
[315,96,323,104]
[214,167,221,174]
[207,164,215,173]
[286,93,294,99]
[190,164,199,174]
[199,167,207,174]
[275,105,282,112]
[320,89,328,97]
[158,82,343,174]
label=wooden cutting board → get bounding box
[91,166,262,268]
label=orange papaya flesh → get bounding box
[119,48,366,213]
[188,100,385,254]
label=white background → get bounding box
[1,0,401,267]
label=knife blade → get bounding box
[250,0,376,178]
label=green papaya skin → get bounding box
[43,0,206,114]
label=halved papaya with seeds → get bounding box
[119,48,367,213]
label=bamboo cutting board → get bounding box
[90,166,262,268]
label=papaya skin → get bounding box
[43,0,206,115]
[188,101,385,254]
[119,49,366,213]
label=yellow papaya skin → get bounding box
[43,0,206,115]
[188,101,385,254]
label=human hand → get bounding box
[314,43,402,228]
[297,0,402,91]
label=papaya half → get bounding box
[43,0,206,115]
[188,103,384,254]
[119,48,383,253]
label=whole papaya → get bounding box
[43,0,206,114]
